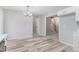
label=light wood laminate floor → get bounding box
[7,35,73,52]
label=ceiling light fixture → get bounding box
[24,6,32,16]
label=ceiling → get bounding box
[3,6,70,16]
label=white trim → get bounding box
[8,36,33,40]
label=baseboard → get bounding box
[59,40,73,47]
[8,35,33,40]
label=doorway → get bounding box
[46,16,59,36]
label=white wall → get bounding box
[34,16,46,36]
[39,16,46,36]
[35,16,40,35]
[4,10,33,40]
[0,7,4,34]
[59,13,77,46]
[4,9,46,40]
